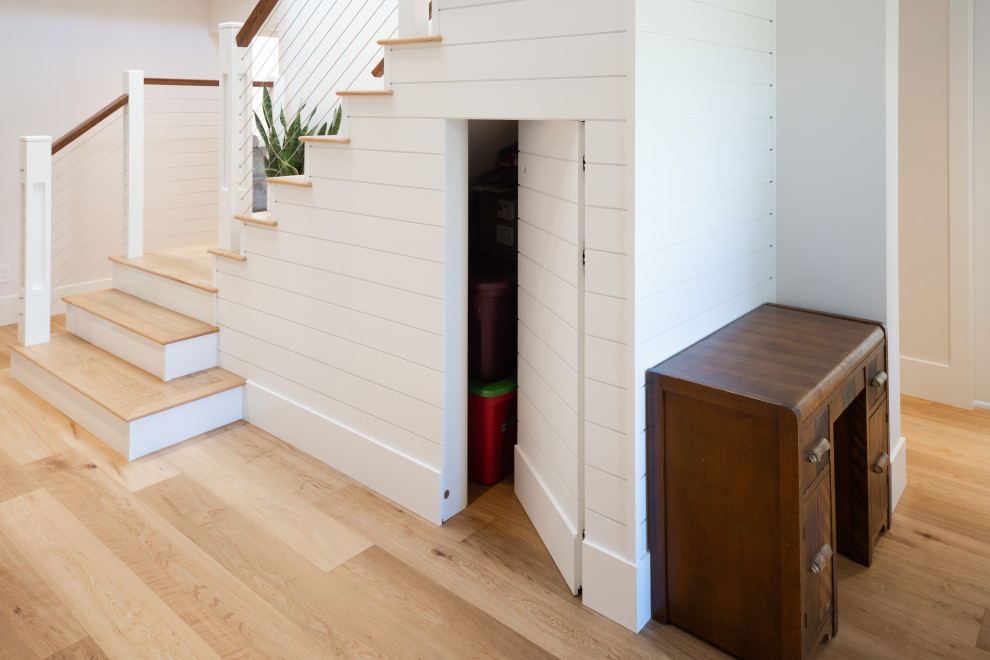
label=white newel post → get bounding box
[123,70,145,259]
[219,22,251,252]
[18,137,52,346]
[399,0,430,39]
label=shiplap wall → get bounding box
[145,84,220,251]
[50,112,125,307]
[388,0,628,120]
[216,116,447,512]
[515,120,584,594]
[633,0,775,560]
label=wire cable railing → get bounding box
[229,0,398,212]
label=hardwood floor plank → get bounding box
[45,636,110,660]
[0,489,220,659]
[0,521,89,660]
[0,446,41,504]
[208,422,353,503]
[333,544,556,659]
[136,474,384,658]
[313,483,682,659]
[26,450,339,660]
[162,438,372,572]
[978,609,990,653]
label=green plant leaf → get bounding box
[329,105,342,136]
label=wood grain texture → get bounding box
[11,333,244,422]
[377,35,443,45]
[1,319,988,659]
[206,248,247,262]
[264,174,312,187]
[335,89,394,97]
[51,94,128,155]
[109,243,217,293]
[298,136,351,144]
[62,289,218,345]
[234,211,277,227]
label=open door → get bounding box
[514,121,584,594]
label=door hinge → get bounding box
[582,156,586,171]
[582,248,586,266]
[582,529,586,540]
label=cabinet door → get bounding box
[868,398,890,534]
[801,475,835,655]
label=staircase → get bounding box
[9,243,245,461]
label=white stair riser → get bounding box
[113,263,215,324]
[66,305,218,381]
[11,352,243,461]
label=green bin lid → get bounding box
[469,375,517,397]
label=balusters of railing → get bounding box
[219,22,253,252]
[123,70,144,259]
[18,137,53,347]
[399,0,430,39]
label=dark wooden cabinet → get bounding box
[647,304,890,660]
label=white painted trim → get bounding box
[885,0,903,500]
[514,444,581,595]
[440,119,468,522]
[128,387,242,460]
[123,70,145,259]
[890,435,907,512]
[947,0,976,409]
[113,263,215,324]
[975,400,990,410]
[0,278,113,328]
[582,540,650,632]
[163,335,219,381]
[19,136,53,346]
[900,356,953,405]
[241,381,442,523]
[0,294,19,327]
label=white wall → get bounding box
[626,0,775,631]
[775,0,903,500]
[0,0,220,324]
[974,0,990,406]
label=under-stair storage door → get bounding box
[514,121,585,595]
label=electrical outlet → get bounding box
[0,264,9,284]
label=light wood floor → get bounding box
[1,322,988,659]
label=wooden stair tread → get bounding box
[234,211,277,227]
[336,90,394,97]
[378,35,442,46]
[110,243,217,293]
[62,289,218,345]
[207,248,247,262]
[299,136,351,144]
[265,174,312,187]
[10,333,244,422]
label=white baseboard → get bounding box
[582,541,651,632]
[514,445,581,595]
[900,356,953,405]
[0,277,112,327]
[891,435,907,512]
[242,381,442,523]
[975,400,990,411]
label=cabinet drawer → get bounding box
[866,345,887,410]
[801,474,835,656]
[800,407,831,494]
[868,398,890,536]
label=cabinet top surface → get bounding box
[647,304,884,420]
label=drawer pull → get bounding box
[871,371,888,388]
[874,452,890,474]
[810,543,833,575]
[807,437,830,464]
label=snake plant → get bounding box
[254,86,342,177]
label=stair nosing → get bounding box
[208,247,247,262]
[62,289,218,345]
[265,174,312,187]
[10,334,245,423]
[378,35,443,46]
[109,254,218,293]
[234,211,278,227]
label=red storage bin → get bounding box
[469,255,517,382]
[468,376,517,485]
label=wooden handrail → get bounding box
[145,78,273,88]
[237,0,279,47]
[51,93,128,155]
